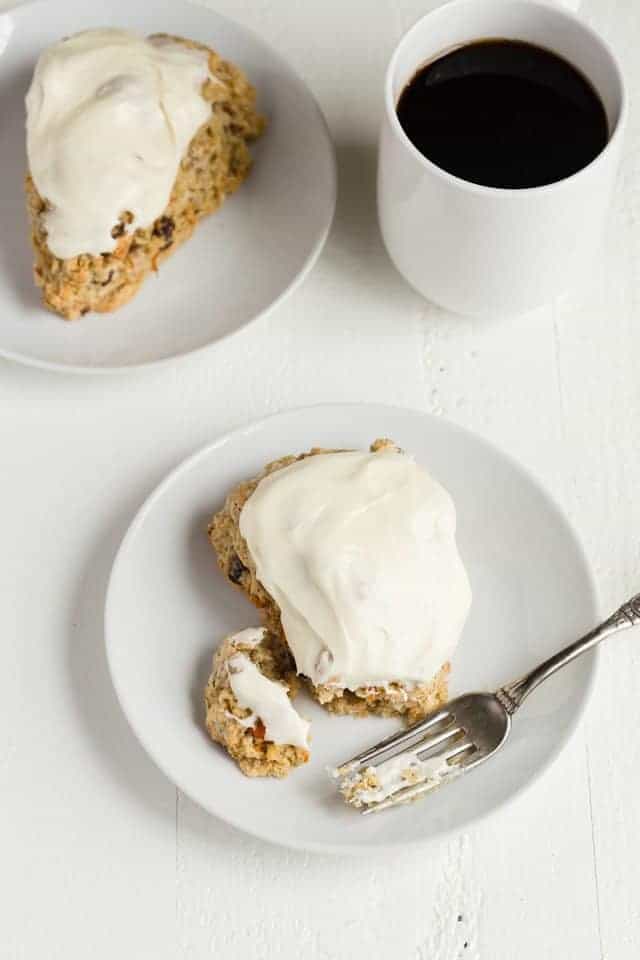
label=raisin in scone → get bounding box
[204,627,310,778]
[25,29,265,319]
[208,440,471,724]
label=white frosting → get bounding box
[25,28,212,258]
[240,450,472,690]
[227,653,310,750]
[338,751,453,806]
[230,627,267,648]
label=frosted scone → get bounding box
[208,440,472,724]
[204,627,310,778]
[25,29,265,319]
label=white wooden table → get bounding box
[2,1,639,957]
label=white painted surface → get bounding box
[0,0,638,957]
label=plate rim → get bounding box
[105,402,600,854]
[0,0,337,375]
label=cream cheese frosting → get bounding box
[25,28,212,259]
[239,449,472,691]
[230,627,268,649]
[227,651,310,750]
[336,751,453,807]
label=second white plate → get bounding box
[0,0,335,371]
[106,404,598,853]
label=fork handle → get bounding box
[496,592,640,714]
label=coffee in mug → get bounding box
[396,39,608,189]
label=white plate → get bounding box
[0,0,335,372]
[106,404,598,853]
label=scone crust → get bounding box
[26,34,266,320]
[208,439,451,723]
[204,629,308,778]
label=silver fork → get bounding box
[335,592,640,815]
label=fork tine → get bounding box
[442,739,477,764]
[414,723,464,757]
[336,707,451,774]
[360,741,476,816]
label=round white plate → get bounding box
[0,0,335,372]
[106,404,598,853]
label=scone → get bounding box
[208,439,471,724]
[204,627,310,778]
[25,29,265,319]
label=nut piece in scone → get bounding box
[204,627,310,778]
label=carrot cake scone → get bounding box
[205,627,310,778]
[208,440,472,724]
[25,28,265,319]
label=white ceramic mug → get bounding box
[378,0,626,316]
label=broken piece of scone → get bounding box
[25,28,265,319]
[204,627,310,778]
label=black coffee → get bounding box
[396,39,608,189]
